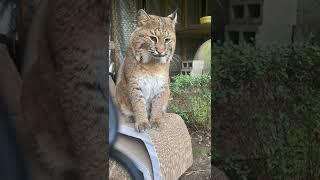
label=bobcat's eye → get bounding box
[150,36,157,43]
[165,38,171,43]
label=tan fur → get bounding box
[115,9,177,132]
[17,0,109,180]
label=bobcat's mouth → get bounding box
[153,54,167,58]
[148,50,167,58]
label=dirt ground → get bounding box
[179,128,212,180]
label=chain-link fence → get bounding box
[110,0,140,78]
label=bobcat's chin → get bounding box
[152,57,168,64]
[152,55,168,64]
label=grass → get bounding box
[168,74,211,130]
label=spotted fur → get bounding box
[115,9,177,132]
[19,0,109,180]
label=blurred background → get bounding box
[213,0,320,179]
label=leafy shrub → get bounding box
[212,41,320,179]
[168,73,211,130]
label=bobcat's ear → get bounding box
[137,9,150,26]
[167,9,178,24]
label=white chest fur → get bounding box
[137,75,166,113]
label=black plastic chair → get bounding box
[109,97,144,180]
[0,98,29,180]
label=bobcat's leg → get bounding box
[115,82,134,123]
[119,104,134,123]
[150,86,170,129]
[128,83,150,132]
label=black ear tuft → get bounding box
[167,9,178,23]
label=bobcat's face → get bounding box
[131,9,177,64]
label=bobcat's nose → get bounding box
[155,47,166,56]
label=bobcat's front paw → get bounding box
[135,119,150,132]
[150,118,161,130]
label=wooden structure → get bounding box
[174,0,211,76]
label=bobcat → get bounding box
[12,0,109,179]
[115,9,177,132]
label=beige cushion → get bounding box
[110,112,193,180]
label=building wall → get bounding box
[295,0,320,42]
[224,0,300,44]
[216,0,320,44]
[256,0,297,43]
[212,0,229,42]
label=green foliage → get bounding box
[223,157,250,180]
[168,73,211,129]
[213,41,320,179]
